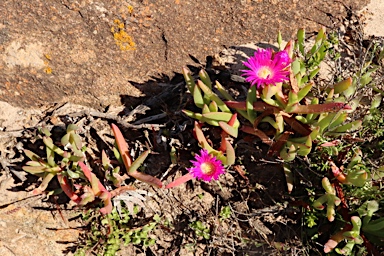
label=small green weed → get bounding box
[75,206,160,256]
[219,205,231,220]
[190,220,211,240]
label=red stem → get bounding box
[165,173,194,189]
[57,174,81,204]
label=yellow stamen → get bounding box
[201,162,215,175]
[257,66,272,79]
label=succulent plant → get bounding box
[23,123,161,215]
[312,177,341,222]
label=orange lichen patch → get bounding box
[44,66,52,74]
[44,53,52,61]
[111,19,136,51]
[43,54,52,74]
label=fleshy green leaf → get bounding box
[333,77,352,94]
[280,143,296,162]
[68,154,85,162]
[193,83,204,108]
[224,140,235,166]
[328,112,348,130]
[287,91,299,107]
[39,127,51,137]
[22,166,46,174]
[309,67,320,79]
[199,69,212,89]
[284,164,293,193]
[277,31,282,49]
[70,133,83,151]
[198,80,231,113]
[101,150,110,170]
[43,136,65,156]
[297,28,305,56]
[34,172,55,194]
[215,81,234,101]
[295,136,312,156]
[182,67,196,94]
[360,68,377,87]
[343,79,357,98]
[332,120,362,133]
[202,104,210,114]
[297,82,313,102]
[247,85,257,122]
[202,112,234,122]
[291,59,301,76]
[208,101,218,112]
[66,124,78,133]
[128,150,149,173]
[61,133,70,146]
[219,121,238,138]
[371,93,382,109]
[24,149,41,161]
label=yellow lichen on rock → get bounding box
[43,54,52,74]
[127,5,134,14]
[111,19,136,51]
[44,66,52,74]
[44,53,52,61]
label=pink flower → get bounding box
[241,48,291,89]
[165,149,225,189]
[187,149,225,182]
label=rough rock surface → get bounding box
[0,0,369,109]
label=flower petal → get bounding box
[188,149,225,182]
[242,48,291,89]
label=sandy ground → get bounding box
[361,0,384,36]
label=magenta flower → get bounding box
[165,149,225,188]
[188,149,225,182]
[241,48,291,89]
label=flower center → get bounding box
[257,66,273,79]
[200,162,215,175]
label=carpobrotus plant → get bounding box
[23,123,162,214]
[180,27,384,254]
[20,26,384,255]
